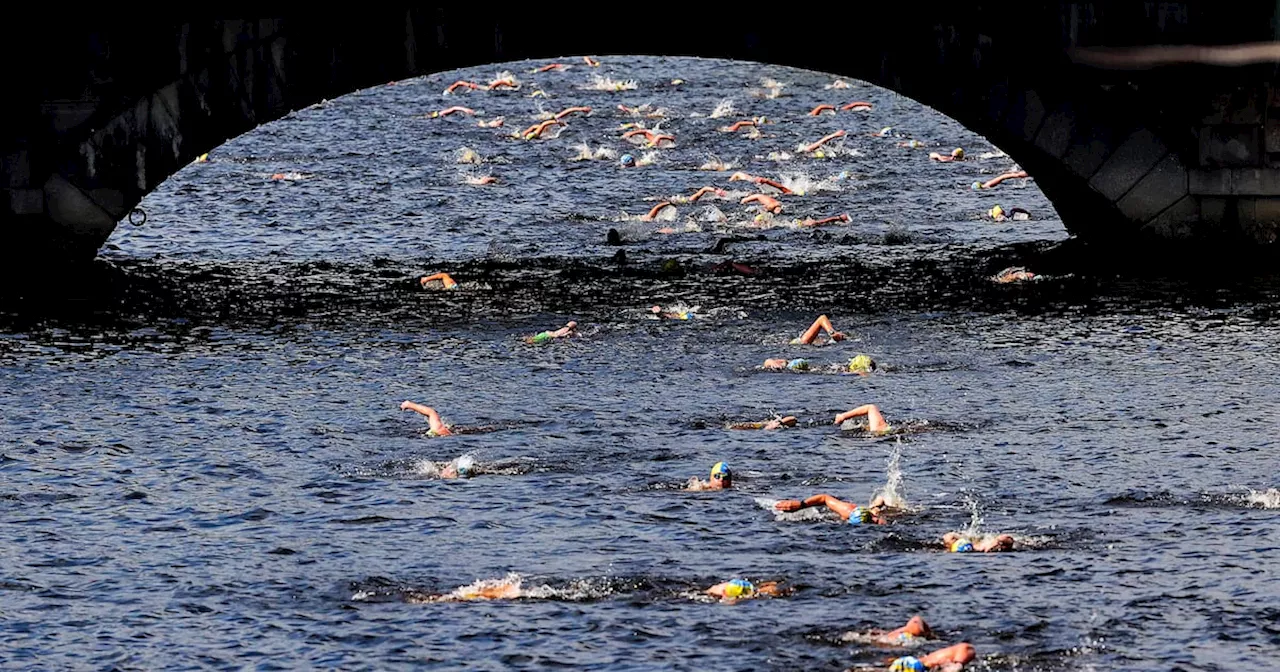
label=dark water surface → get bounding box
[3,57,1278,671]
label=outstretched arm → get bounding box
[834,404,888,432]
[400,401,452,436]
[420,272,458,289]
[774,493,859,520]
[920,643,976,667]
[796,314,843,344]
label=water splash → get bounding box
[1244,488,1280,508]
[755,497,834,523]
[873,439,908,509]
[584,75,637,91]
[708,98,736,118]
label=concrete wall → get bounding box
[3,4,1279,268]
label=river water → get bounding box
[2,57,1278,670]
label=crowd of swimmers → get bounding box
[384,58,1049,670]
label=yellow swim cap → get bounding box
[711,462,730,480]
[724,579,755,598]
[848,354,876,373]
[990,205,1004,219]
[951,147,965,159]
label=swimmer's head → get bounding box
[710,461,732,487]
[949,538,974,553]
[620,153,636,167]
[989,204,1004,219]
[877,126,892,137]
[454,455,476,478]
[951,147,965,159]
[889,656,926,672]
[848,506,873,525]
[847,354,877,374]
[724,578,755,598]
[970,181,984,191]
[786,358,810,371]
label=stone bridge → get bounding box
[5,4,1280,269]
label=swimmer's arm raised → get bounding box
[400,401,452,436]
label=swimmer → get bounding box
[444,80,483,94]
[582,56,601,67]
[650,304,695,320]
[797,213,851,227]
[773,493,886,524]
[430,106,475,118]
[524,321,578,344]
[897,139,925,149]
[809,104,837,116]
[928,148,965,162]
[487,76,519,91]
[721,120,757,133]
[518,119,562,140]
[729,171,793,194]
[872,615,935,646]
[400,401,453,437]
[553,106,592,120]
[419,272,458,290]
[761,354,876,375]
[466,175,499,186]
[741,193,783,214]
[418,455,478,479]
[888,643,977,671]
[640,201,676,222]
[971,170,1028,190]
[992,266,1037,283]
[986,205,1032,221]
[620,153,637,168]
[533,62,569,73]
[704,578,784,603]
[791,314,845,345]
[840,101,873,111]
[834,404,892,434]
[684,186,727,203]
[727,415,798,430]
[802,129,846,153]
[478,117,505,128]
[406,575,525,603]
[686,461,732,491]
[942,531,1015,553]
[872,126,894,137]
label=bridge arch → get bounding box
[4,6,1277,266]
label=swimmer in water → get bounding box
[834,404,892,434]
[418,454,478,479]
[704,578,785,603]
[686,461,733,491]
[406,575,525,603]
[791,314,846,345]
[727,415,798,430]
[420,272,458,290]
[992,266,1037,283]
[986,204,1032,221]
[620,153,637,168]
[797,213,851,227]
[773,493,888,524]
[971,170,1028,190]
[400,401,453,437]
[942,531,1015,553]
[888,643,977,671]
[761,354,876,376]
[524,321,578,344]
[650,304,695,320]
[928,148,965,162]
[872,615,935,645]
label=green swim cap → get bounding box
[848,354,876,373]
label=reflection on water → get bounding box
[1,56,1277,671]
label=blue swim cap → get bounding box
[786,358,809,371]
[848,506,872,525]
[890,656,926,672]
[620,153,636,167]
[949,539,975,553]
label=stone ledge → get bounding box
[1189,168,1280,196]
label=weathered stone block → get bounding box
[1033,110,1074,159]
[1116,153,1188,222]
[4,189,44,216]
[2,151,30,188]
[1200,196,1229,227]
[1089,129,1166,201]
[1189,168,1280,196]
[44,174,116,238]
[1266,120,1280,154]
[1138,194,1198,240]
[1198,125,1261,167]
[1062,120,1115,179]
